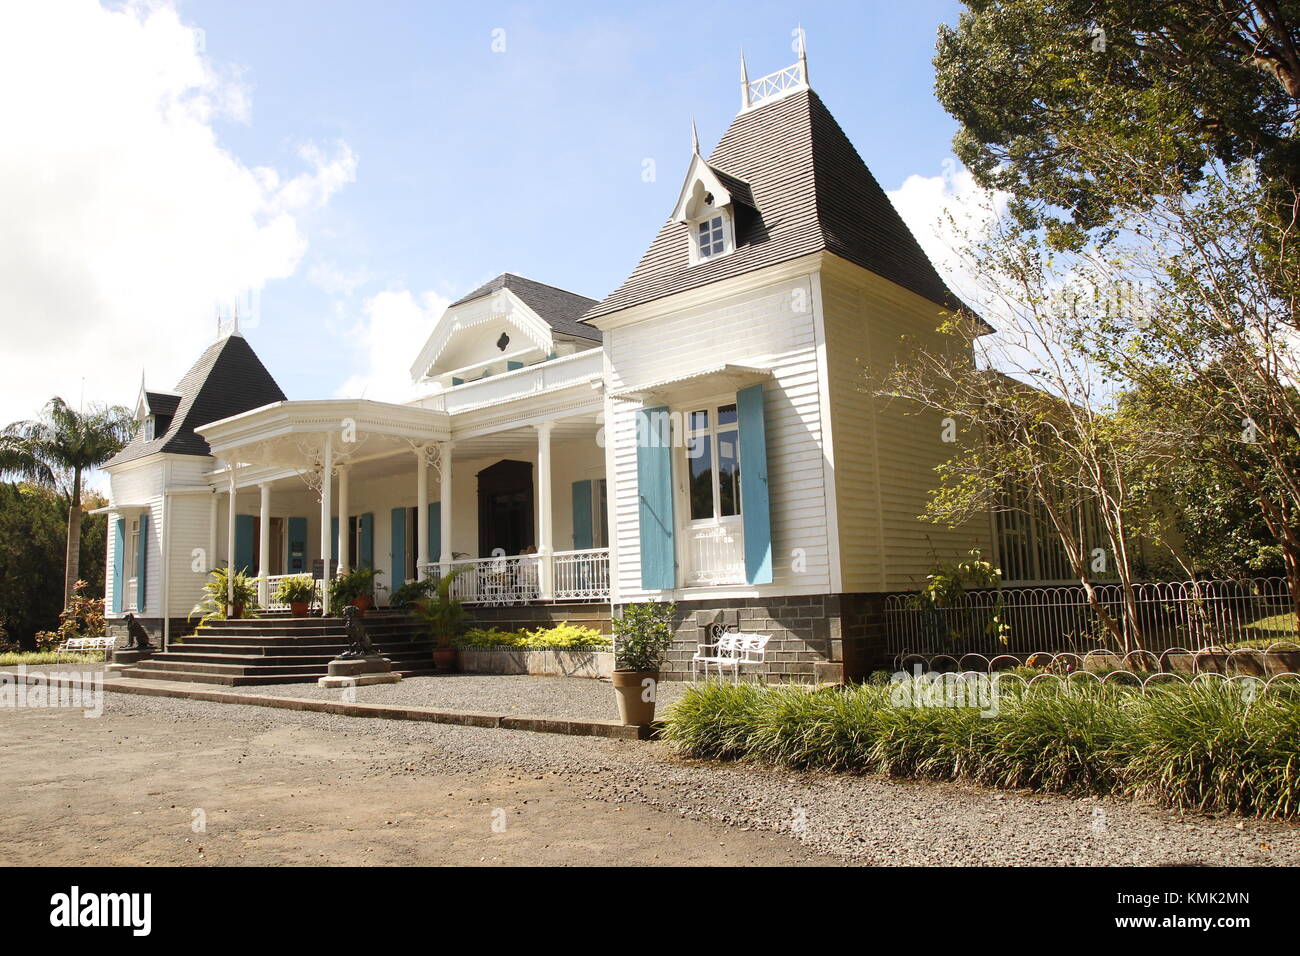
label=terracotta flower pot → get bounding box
[611,669,659,726]
[290,601,311,618]
[351,595,372,614]
[229,604,245,620]
[432,647,458,672]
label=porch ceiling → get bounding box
[195,399,450,473]
[609,364,772,406]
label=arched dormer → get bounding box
[672,153,743,266]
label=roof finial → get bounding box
[796,25,809,84]
[691,117,700,155]
[739,50,751,110]
[232,297,240,337]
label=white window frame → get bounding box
[687,209,734,266]
[673,396,745,587]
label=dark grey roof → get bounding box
[583,89,968,321]
[452,273,601,342]
[107,334,287,467]
[142,391,179,417]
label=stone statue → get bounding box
[123,612,153,650]
[339,605,377,658]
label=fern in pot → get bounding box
[611,601,676,726]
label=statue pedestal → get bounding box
[317,654,401,688]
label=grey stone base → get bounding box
[105,617,197,649]
[459,648,613,679]
[619,593,891,684]
[326,655,393,677]
[318,672,402,688]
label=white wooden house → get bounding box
[102,52,1016,681]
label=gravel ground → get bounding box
[253,673,686,721]
[73,689,1300,866]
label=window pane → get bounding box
[718,429,741,516]
[688,409,709,431]
[717,403,738,426]
[689,435,714,520]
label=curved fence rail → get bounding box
[884,577,1295,658]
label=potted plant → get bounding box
[415,568,469,670]
[328,566,383,616]
[273,575,318,617]
[189,567,260,624]
[387,578,433,610]
[610,601,676,726]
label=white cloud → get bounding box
[0,0,355,425]
[888,164,1007,311]
[336,290,449,402]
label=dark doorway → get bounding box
[477,460,534,557]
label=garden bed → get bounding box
[662,678,1300,819]
[458,647,613,679]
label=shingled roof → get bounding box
[583,88,967,321]
[452,273,601,342]
[106,333,287,468]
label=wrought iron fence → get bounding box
[884,577,1296,658]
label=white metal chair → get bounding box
[691,624,770,683]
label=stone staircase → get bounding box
[118,611,437,686]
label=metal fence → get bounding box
[884,577,1296,658]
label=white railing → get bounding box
[262,574,326,611]
[418,548,611,605]
[412,350,603,415]
[553,548,611,601]
[885,577,1296,657]
[746,62,807,109]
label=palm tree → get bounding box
[0,397,135,606]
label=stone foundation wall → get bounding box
[464,602,612,635]
[615,593,892,684]
[106,617,198,650]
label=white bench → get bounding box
[691,625,771,682]
[56,636,116,660]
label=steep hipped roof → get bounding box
[106,334,287,468]
[452,273,601,342]
[583,88,967,321]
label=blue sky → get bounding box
[0,1,971,427]
[183,0,968,401]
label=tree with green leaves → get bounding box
[0,398,133,607]
[936,0,1300,245]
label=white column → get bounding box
[438,441,453,575]
[226,463,237,609]
[258,482,271,606]
[319,434,333,590]
[415,446,429,580]
[207,492,218,573]
[337,464,350,575]
[535,421,554,600]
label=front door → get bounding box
[477,460,534,557]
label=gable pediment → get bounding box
[410,288,555,382]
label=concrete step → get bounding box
[121,663,440,686]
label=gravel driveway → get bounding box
[5,687,1292,866]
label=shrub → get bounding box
[453,623,612,649]
[388,579,433,609]
[273,575,317,607]
[612,601,676,672]
[189,568,259,623]
[661,677,1300,819]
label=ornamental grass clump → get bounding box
[660,676,1300,819]
[1126,682,1300,819]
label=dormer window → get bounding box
[143,416,155,441]
[697,215,726,259]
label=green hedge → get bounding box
[661,679,1300,818]
[454,622,611,650]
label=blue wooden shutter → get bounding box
[234,514,255,574]
[287,517,307,572]
[507,361,523,371]
[331,516,339,561]
[136,514,149,611]
[571,480,593,550]
[428,502,441,563]
[636,406,676,590]
[737,383,772,585]
[111,518,125,613]
[359,512,374,568]
[390,508,407,584]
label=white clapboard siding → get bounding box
[607,271,833,601]
[819,260,993,593]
